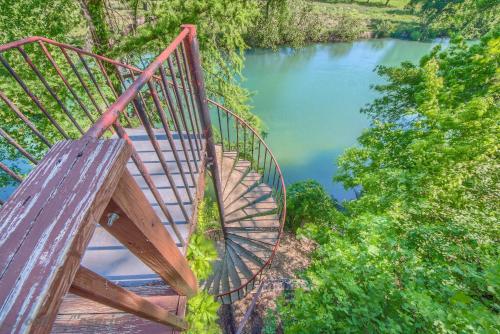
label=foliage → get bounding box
[323,7,369,41]
[186,290,221,334]
[0,0,83,44]
[197,197,221,233]
[247,0,322,49]
[286,180,339,233]
[279,32,500,333]
[111,0,262,129]
[263,308,279,334]
[409,0,500,38]
[185,196,221,333]
[187,233,218,281]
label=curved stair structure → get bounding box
[204,102,286,304]
[0,25,285,332]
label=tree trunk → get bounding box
[78,0,112,55]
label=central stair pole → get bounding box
[182,24,227,236]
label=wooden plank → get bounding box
[69,267,187,330]
[100,171,197,297]
[0,138,132,334]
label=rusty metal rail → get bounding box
[208,100,286,303]
[0,27,211,246]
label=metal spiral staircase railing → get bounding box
[206,100,286,304]
[0,25,285,318]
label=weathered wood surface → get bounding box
[69,267,188,330]
[0,139,132,334]
[100,171,197,297]
[52,283,186,334]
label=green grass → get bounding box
[312,0,421,38]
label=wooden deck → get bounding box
[50,129,205,332]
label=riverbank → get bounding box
[311,0,426,42]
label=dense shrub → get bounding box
[286,180,340,233]
[247,0,322,49]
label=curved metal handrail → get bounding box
[207,99,286,303]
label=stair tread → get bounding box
[223,171,262,206]
[52,283,186,334]
[225,197,277,222]
[223,160,251,197]
[224,183,273,215]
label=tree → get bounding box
[409,0,500,38]
[110,0,262,128]
[279,30,499,333]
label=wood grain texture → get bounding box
[70,267,187,330]
[100,171,198,297]
[53,282,187,334]
[0,138,132,334]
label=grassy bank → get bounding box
[312,0,425,41]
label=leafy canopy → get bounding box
[279,31,500,333]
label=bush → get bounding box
[325,7,369,41]
[286,180,339,233]
[247,0,322,49]
[185,196,221,333]
[186,291,221,334]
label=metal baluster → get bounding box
[60,47,104,115]
[38,41,95,123]
[0,54,69,139]
[0,162,23,182]
[175,48,202,152]
[0,91,52,147]
[133,98,190,242]
[112,123,185,246]
[147,80,194,202]
[167,57,200,166]
[17,46,84,134]
[0,128,38,164]
[78,53,109,107]
[158,65,197,185]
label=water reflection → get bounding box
[243,39,445,200]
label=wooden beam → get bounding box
[99,170,198,297]
[0,138,132,334]
[70,266,188,330]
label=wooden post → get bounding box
[100,170,198,297]
[70,266,188,330]
[181,24,228,233]
[0,138,132,334]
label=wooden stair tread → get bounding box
[82,129,204,287]
[52,284,186,334]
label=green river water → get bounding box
[242,38,447,200]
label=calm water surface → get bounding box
[242,39,446,200]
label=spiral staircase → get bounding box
[0,25,285,332]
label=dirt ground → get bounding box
[231,232,316,333]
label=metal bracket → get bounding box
[107,212,120,227]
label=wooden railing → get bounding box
[0,137,195,333]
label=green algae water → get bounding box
[242,39,447,200]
